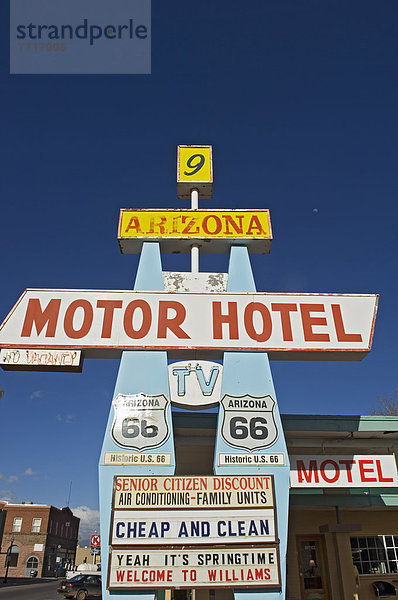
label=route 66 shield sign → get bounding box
[111,393,170,451]
[220,394,278,451]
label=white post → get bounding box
[191,188,199,273]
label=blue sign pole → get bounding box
[214,245,290,600]
[98,242,175,600]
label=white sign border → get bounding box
[0,289,379,361]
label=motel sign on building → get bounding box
[0,145,379,600]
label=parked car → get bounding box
[57,573,102,599]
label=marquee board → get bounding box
[113,475,275,509]
[110,508,277,546]
[107,546,281,590]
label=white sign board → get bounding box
[220,394,278,451]
[111,508,276,545]
[168,360,222,409]
[218,453,285,467]
[108,547,280,589]
[103,452,172,466]
[290,455,398,488]
[111,393,170,451]
[0,289,378,360]
[113,475,274,509]
[1,348,81,371]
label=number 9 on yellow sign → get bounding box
[177,145,213,199]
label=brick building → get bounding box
[0,501,79,578]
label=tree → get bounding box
[373,389,398,416]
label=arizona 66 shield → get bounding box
[220,394,278,451]
[111,393,170,451]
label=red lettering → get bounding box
[358,459,377,482]
[244,302,272,342]
[212,302,239,339]
[123,300,151,339]
[271,303,297,341]
[21,298,61,337]
[339,460,356,483]
[172,216,181,233]
[124,216,142,234]
[116,571,125,582]
[181,216,199,234]
[157,301,190,339]
[376,459,394,483]
[246,215,266,235]
[297,460,319,484]
[97,300,123,338]
[148,217,166,234]
[332,304,362,342]
[320,459,340,483]
[64,300,93,339]
[208,570,217,582]
[222,215,243,235]
[202,215,222,235]
[300,304,330,342]
[255,568,267,580]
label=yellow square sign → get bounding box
[177,145,213,199]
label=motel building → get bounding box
[167,411,398,600]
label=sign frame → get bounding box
[109,508,278,547]
[107,545,281,590]
[118,209,272,254]
[112,475,276,511]
[290,454,398,488]
[0,289,379,362]
[0,348,82,372]
[177,144,213,199]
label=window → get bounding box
[26,556,39,570]
[6,545,19,568]
[12,517,22,532]
[32,518,42,533]
[351,536,398,575]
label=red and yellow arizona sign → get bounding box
[118,209,272,254]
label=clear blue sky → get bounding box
[0,1,397,543]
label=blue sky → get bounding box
[0,1,397,542]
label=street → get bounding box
[0,580,60,600]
